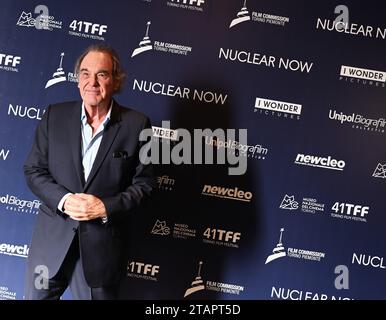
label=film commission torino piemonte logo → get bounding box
[131,21,192,58]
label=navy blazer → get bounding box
[24,100,154,287]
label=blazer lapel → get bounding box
[83,101,121,191]
[69,101,85,188]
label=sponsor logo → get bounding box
[372,163,386,178]
[204,136,268,160]
[352,253,386,269]
[0,194,41,214]
[184,261,205,297]
[166,0,205,12]
[266,228,326,264]
[184,261,244,297]
[294,153,345,171]
[265,228,286,264]
[230,0,289,28]
[219,48,313,74]
[127,261,160,281]
[156,175,175,191]
[330,202,369,223]
[0,286,17,300]
[0,243,29,258]
[44,53,77,89]
[133,79,227,105]
[339,65,385,88]
[329,109,386,133]
[0,149,10,161]
[68,20,107,41]
[132,21,192,58]
[7,104,45,120]
[150,220,196,240]
[280,195,325,214]
[251,12,289,27]
[203,227,241,248]
[271,286,352,300]
[316,17,386,40]
[201,184,253,202]
[153,127,179,141]
[279,195,298,210]
[254,97,302,120]
[0,53,21,73]
[16,5,62,31]
[151,220,171,235]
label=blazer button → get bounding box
[72,227,77,232]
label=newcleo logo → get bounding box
[202,185,253,202]
[294,154,345,171]
[0,243,29,258]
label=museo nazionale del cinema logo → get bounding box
[16,5,62,31]
[131,21,192,58]
[229,0,290,29]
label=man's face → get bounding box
[78,51,116,108]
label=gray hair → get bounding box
[74,44,125,93]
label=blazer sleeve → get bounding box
[23,105,71,212]
[101,116,155,222]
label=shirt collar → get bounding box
[81,100,113,128]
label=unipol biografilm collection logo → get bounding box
[16,5,62,31]
[0,53,21,73]
[184,261,244,298]
[45,52,77,89]
[265,228,326,264]
[0,194,41,215]
[132,21,192,57]
[166,0,206,12]
[329,109,386,134]
[229,0,289,28]
[339,65,386,88]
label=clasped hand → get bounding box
[63,193,107,221]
